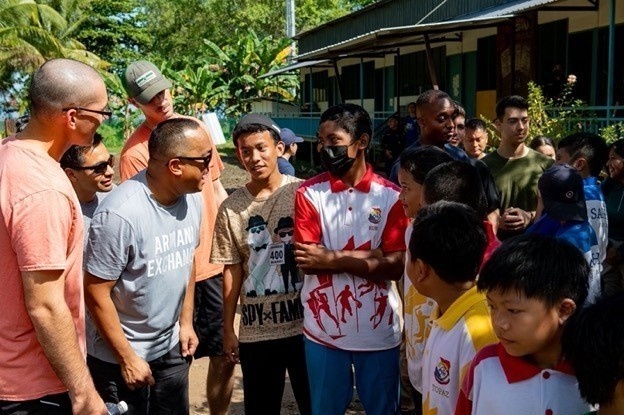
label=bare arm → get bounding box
[212,178,228,208]
[84,272,155,389]
[22,270,106,415]
[179,265,198,357]
[294,243,404,281]
[222,263,243,363]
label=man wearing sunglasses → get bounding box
[84,118,208,414]
[120,60,233,415]
[0,59,107,414]
[61,134,115,250]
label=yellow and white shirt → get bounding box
[421,286,497,415]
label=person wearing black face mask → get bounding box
[319,139,359,177]
[293,103,409,415]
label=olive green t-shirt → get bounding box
[482,147,553,212]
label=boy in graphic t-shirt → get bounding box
[211,114,310,415]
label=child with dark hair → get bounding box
[530,135,556,160]
[295,103,408,415]
[456,234,591,415]
[527,164,598,302]
[213,114,311,415]
[557,132,609,298]
[397,145,453,412]
[406,201,497,415]
[562,292,624,415]
[422,161,501,262]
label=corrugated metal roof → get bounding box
[295,15,513,60]
[295,0,563,61]
[259,60,331,79]
[454,0,561,19]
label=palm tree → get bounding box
[0,0,107,113]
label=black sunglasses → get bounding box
[168,153,213,169]
[62,107,113,118]
[71,155,114,175]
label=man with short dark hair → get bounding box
[0,58,107,414]
[61,134,115,241]
[415,90,500,230]
[84,118,207,414]
[120,60,233,414]
[463,119,489,159]
[448,101,466,147]
[483,95,553,239]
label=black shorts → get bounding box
[193,274,225,358]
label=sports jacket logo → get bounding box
[434,357,451,385]
[368,207,382,224]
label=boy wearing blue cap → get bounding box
[278,127,304,176]
[527,164,598,302]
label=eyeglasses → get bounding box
[168,152,213,169]
[71,155,114,175]
[278,230,293,238]
[62,107,112,119]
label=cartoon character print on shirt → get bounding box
[273,216,300,293]
[244,214,283,296]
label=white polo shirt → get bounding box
[456,343,591,415]
[295,164,408,351]
[421,286,497,415]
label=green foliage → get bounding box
[98,119,125,153]
[72,0,150,72]
[142,0,375,67]
[600,122,624,144]
[0,0,374,120]
[164,64,229,116]
[202,31,298,116]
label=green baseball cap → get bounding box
[122,60,172,104]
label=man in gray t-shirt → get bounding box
[84,119,210,414]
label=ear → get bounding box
[557,298,577,324]
[408,259,430,283]
[416,116,425,129]
[276,140,285,157]
[494,118,501,132]
[357,133,370,150]
[167,159,183,177]
[573,157,587,172]
[64,167,78,182]
[63,108,78,130]
[128,97,138,107]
